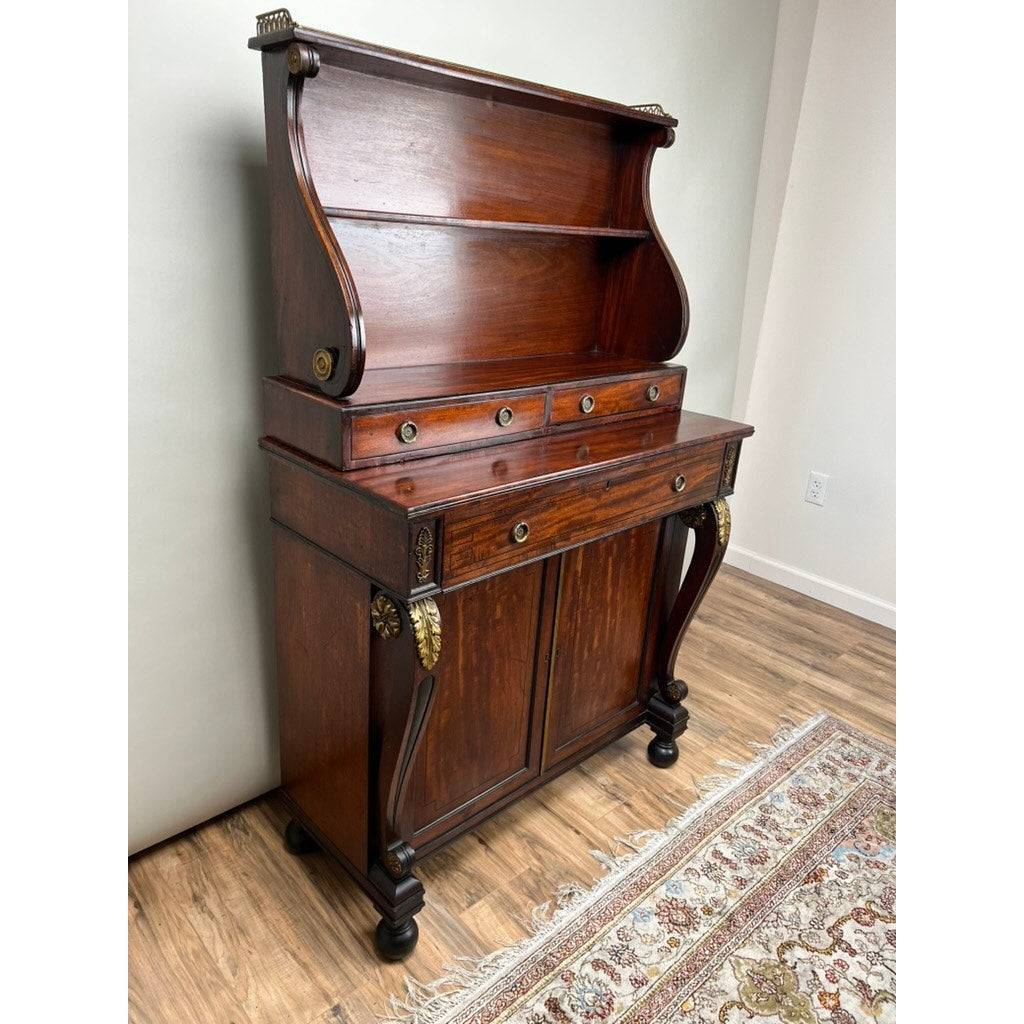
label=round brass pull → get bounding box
[496,406,515,427]
[511,521,530,544]
[312,347,336,382]
[672,474,686,492]
[579,394,596,414]
[646,384,661,402]
[397,421,419,444]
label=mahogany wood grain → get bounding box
[549,370,683,425]
[263,363,689,470]
[600,130,689,362]
[330,221,608,368]
[543,522,662,769]
[324,207,650,238]
[130,572,892,1024]
[330,353,682,406]
[259,49,364,397]
[291,411,753,516]
[272,529,370,875]
[349,393,547,462]
[267,456,428,599]
[252,25,677,132]
[441,444,725,588]
[255,25,685,397]
[303,67,620,226]
[409,562,548,844]
[249,15,754,961]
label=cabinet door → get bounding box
[542,520,662,770]
[408,558,554,849]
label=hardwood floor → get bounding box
[128,566,896,1024]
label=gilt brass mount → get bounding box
[397,421,419,444]
[496,406,514,427]
[312,347,335,381]
[646,384,660,402]
[414,527,434,583]
[371,593,401,639]
[409,598,441,670]
[579,395,595,414]
[286,41,320,77]
[672,474,686,492]
[712,498,731,547]
[511,521,530,544]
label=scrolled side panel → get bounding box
[598,125,688,362]
[260,47,365,396]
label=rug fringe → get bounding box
[378,712,829,1024]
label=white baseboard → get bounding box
[724,546,896,631]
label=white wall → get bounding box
[728,0,897,627]
[127,0,781,854]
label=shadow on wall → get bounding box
[238,138,281,784]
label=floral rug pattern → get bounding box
[385,715,895,1024]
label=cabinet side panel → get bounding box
[272,527,370,875]
[544,521,661,767]
[409,561,546,842]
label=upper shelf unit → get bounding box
[250,10,689,398]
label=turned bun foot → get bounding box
[284,818,319,854]
[375,917,419,961]
[647,734,679,768]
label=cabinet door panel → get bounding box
[543,520,661,769]
[409,559,550,845]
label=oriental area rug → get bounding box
[383,714,895,1024]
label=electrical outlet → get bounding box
[805,471,829,506]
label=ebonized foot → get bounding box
[375,917,419,960]
[647,734,679,768]
[284,818,319,854]
[645,689,690,769]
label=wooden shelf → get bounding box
[324,352,674,406]
[323,206,649,240]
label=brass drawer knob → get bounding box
[646,384,661,402]
[579,394,596,414]
[397,421,419,444]
[496,406,515,427]
[511,521,530,544]
[672,474,686,492]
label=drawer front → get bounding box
[350,394,547,462]
[549,371,682,426]
[443,443,724,587]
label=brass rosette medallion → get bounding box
[370,593,401,639]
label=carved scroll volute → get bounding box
[260,45,366,397]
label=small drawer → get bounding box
[549,372,683,426]
[350,394,547,462]
[443,442,724,587]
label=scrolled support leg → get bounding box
[646,499,731,762]
[368,592,442,959]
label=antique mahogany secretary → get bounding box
[249,10,753,960]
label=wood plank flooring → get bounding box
[128,566,896,1024]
